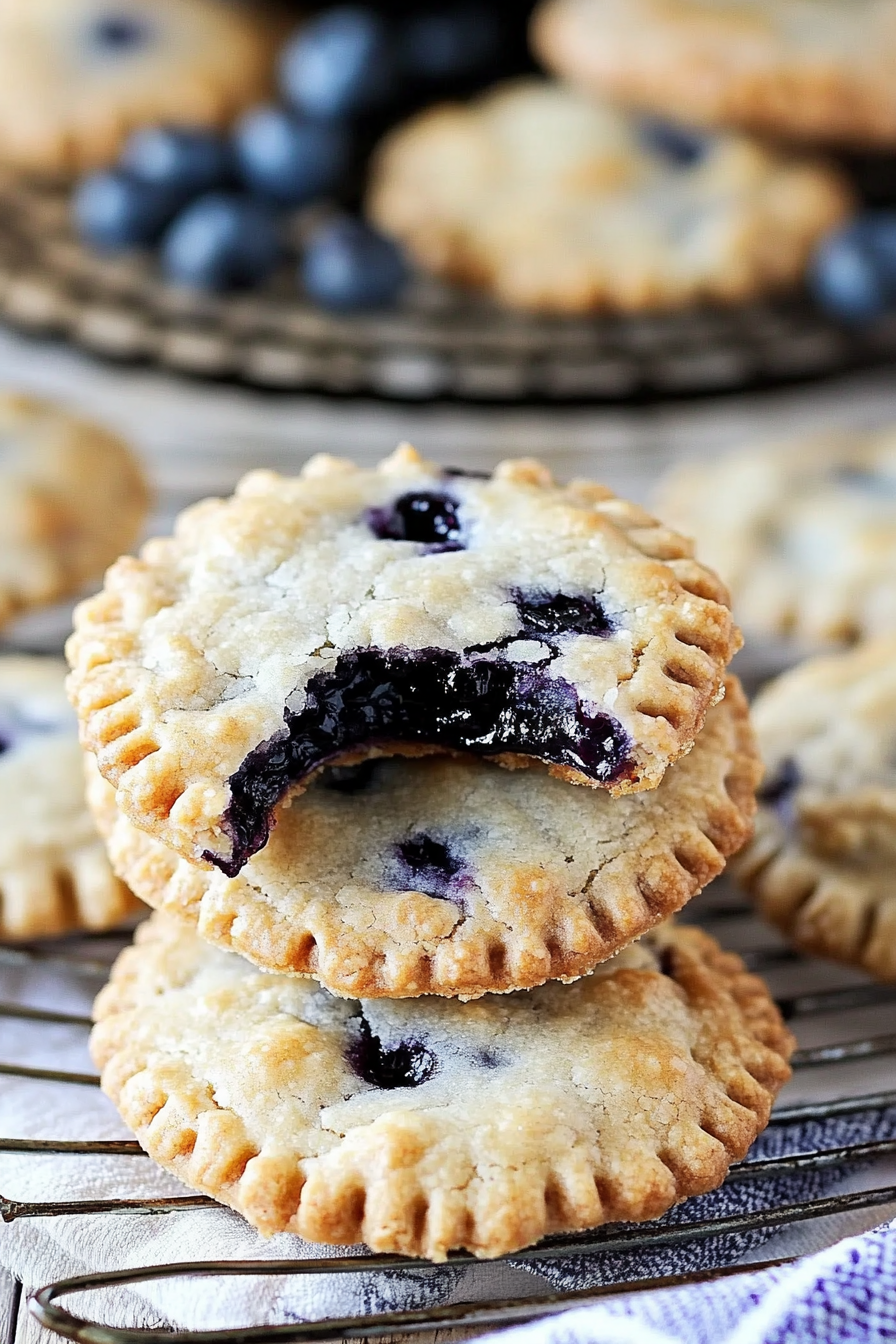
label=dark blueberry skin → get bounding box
[364,490,463,550]
[84,14,152,55]
[160,193,281,292]
[121,126,233,198]
[73,170,182,250]
[810,214,896,322]
[346,1015,438,1089]
[513,590,615,639]
[301,216,407,312]
[391,833,464,902]
[279,7,395,120]
[398,5,500,84]
[234,107,350,207]
[639,118,708,167]
[207,645,631,875]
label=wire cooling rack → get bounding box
[3,171,896,405]
[5,895,896,1344]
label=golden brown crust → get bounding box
[533,0,896,148]
[87,678,759,997]
[68,445,741,873]
[91,915,793,1260]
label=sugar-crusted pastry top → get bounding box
[533,0,896,146]
[367,79,850,313]
[0,656,139,940]
[733,637,896,981]
[88,680,758,998]
[0,0,275,173]
[91,913,793,1260]
[68,444,740,875]
[657,429,896,647]
[0,392,149,631]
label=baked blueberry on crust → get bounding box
[68,445,740,873]
[91,913,793,1259]
[87,680,758,998]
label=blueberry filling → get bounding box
[346,1015,437,1089]
[443,467,489,480]
[639,117,708,167]
[322,761,381,794]
[391,832,465,902]
[86,15,152,52]
[363,491,464,551]
[758,757,801,807]
[657,946,676,978]
[513,589,615,639]
[209,646,631,875]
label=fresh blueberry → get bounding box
[346,1015,438,1089]
[279,7,395,120]
[513,590,615,639]
[809,215,896,321]
[160,193,281,291]
[398,5,499,83]
[302,216,407,311]
[364,490,463,549]
[639,117,708,167]
[121,126,232,198]
[73,170,181,250]
[84,13,152,55]
[233,106,350,207]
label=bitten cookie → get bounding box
[733,637,896,980]
[532,0,896,148]
[67,444,741,876]
[366,79,851,314]
[0,657,141,941]
[0,0,276,174]
[656,427,896,648]
[91,913,793,1259]
[0,392,148,631]
[88,680,759,998]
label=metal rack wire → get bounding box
[5,902,896,1344]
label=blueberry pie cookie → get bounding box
[733,637,896,980]
[0,392,148,632]
[91,912,793,1258]
[87,679,758,997]
[533,0,896,148]
[656,428,896,649]
[366,80,850,313]
[0,0,276,174]
[0,657,140,940]
[67,444,741,876]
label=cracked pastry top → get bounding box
[0,656,141,940]
[0,392,149,631]
[366,79,851,314]
[656,427,896,648]
[88,679,758,998]
[67,444,741,874]
[532,0,896,148]
[91,912,793,1260]
[733,636,896,982]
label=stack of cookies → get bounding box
[69,445,794,1261]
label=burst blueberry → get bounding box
[160,193,281,291]
[279,7,395,120]
[346,1016,438,1089]
[301,216,407,311]
[73,170,181,250]
[392,833,464,902]
[513,590,615,639]
[234,106,350,207]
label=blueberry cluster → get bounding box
[72,3,515,310]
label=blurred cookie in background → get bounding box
[656,428,896,651]
[733,638,896,981]
[532,0,896,149]
[0,0,279,175]
[0,393,148,632]
[367,80,851,313]
[0,656,142,942]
